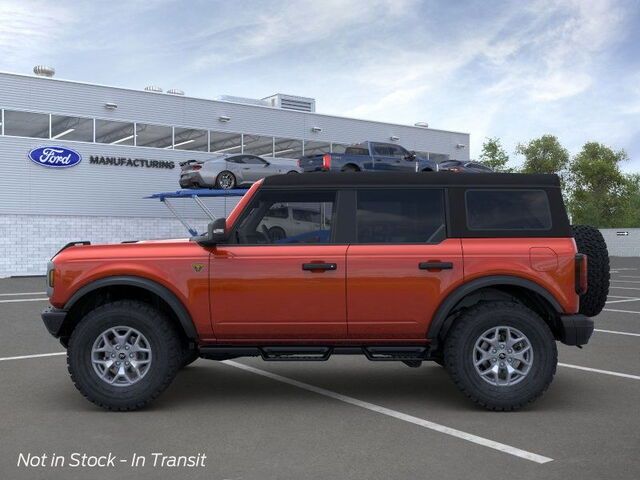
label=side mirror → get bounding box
[263,162,270,167]
[195,218,227,246]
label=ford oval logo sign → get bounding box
[28,146,82,168]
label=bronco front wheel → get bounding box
[67,300,182,411]
[444,301,557,411]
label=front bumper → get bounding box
[42,306,67,338]
[558,314,594,346]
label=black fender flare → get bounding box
[427,275,563,346]
[65,276,197,340]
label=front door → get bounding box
[210,189,348,340]
[346,188,464,339]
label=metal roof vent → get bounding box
[33,65,55,77]
[167,88,185,96]
[215,95,270,107]
[144,85,163,93]
[262,94,316,112]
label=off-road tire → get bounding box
[572,224,609,317]
[67,300,182,411]
[444,301,557,411]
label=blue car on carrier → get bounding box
[298,141,439,173]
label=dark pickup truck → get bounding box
[298,141,439,173]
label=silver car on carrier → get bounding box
[179,154,302,189]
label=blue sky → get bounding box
[1,0,639,169]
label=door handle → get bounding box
[419,261,453,271]
[302,263,337,271]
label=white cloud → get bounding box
[0,1,74,64]
[190,0,419,70]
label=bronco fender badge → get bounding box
[192,263,205,272]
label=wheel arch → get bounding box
[341,163,361,171]
[428,276,563,350]
[61,276,197,344]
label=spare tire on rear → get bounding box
[572,225,609,317]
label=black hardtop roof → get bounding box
[262,172,561,188]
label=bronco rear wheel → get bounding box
[572,224,610,317]
[67,300,182,411]
[444,301,557,411]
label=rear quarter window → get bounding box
[465,189,552,231]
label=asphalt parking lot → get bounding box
[1,258,638,480]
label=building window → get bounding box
[273,137,303,158]
[95,119,135,145]
[210,131,242,154]
[243,134,274,156]
[136,123,173,148]
[303,140,331,156]
[3,110,49,138]
[51,115,93,142]
[331,143,349,154]
[173,127,208,151]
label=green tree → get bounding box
[516,134,569,176]
[478,137,512,172]
[567,142,634,227]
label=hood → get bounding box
[53,238,195,262]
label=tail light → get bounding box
[450,167,462,173]
[297,158,302,167]
[322,154,331,170]
[192,164,202,170]
[575,254,588,295]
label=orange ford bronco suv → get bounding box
[41,173,609,411]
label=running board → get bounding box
[199,345,431,362]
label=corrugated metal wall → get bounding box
[0,72,470,219]
[600,229,640,257]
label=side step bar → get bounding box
[199,345,431,362]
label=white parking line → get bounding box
[605,298,640,304]
[223,360,553,464]
[611,280,640,284]
[558,363,640,380]
[0,352,65,362]
[0,292,47,296]
[613,275,640,279]
[604,308,640,315]
[609,286,640,291]
[594,328,640,337]
[0,298,49,304]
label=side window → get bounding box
[373,144,392,156]
[242,155,267,165]
[389,145,408,158]
[227,156,244,164]
[465,190,552,230]
[356,189,446,243]
[235,190,336,244]
[264,206,289,219]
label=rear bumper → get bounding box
[42,306,67,338]
[558,314,594,346]
[179,172,207,188]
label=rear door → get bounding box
[210,188,348,340]
[346,188,464,339]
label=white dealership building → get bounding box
[0,68,470,277]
